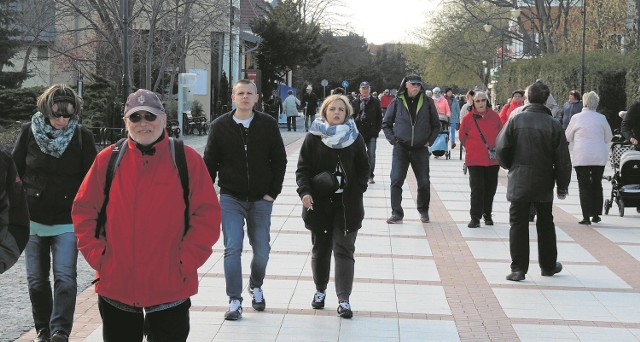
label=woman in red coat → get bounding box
[498,90,524,125]
[460,91,503,228]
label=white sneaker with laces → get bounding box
[249,287,266,311]
[311,291,325,309]
[224,299,243,320]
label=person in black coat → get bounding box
[296,94,369,319]
[351,81,382,184]
[12,84,97,341]
[0,146,29,274]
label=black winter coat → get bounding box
[203,110,287,201]
[12,123,97,225]
[351,96,383,140]
[296,133,369,233]
[0,146,29,274]
[495,103,572,202]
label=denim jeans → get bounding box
[509,201,557,274]
[390,144,431,218]
[98,296,191,342]
[364,136,377,178]
[220,194,273,300]
[450,123,458,143]
[26,232,78,335]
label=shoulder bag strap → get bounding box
[472,116,489,148]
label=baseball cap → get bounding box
[124,89,165,117]
[360,81,370,88]
[404,74,423,85]
[433,87,442,94]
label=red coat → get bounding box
[498,99,524,125]
[72,135,221,307]
[460,108,502,166]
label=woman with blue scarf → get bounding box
[295,94,369,319]
[12,84,97,342]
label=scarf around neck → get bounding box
[309,118,359,149]
[31,112,79,158]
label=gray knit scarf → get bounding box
[309,118,359,149]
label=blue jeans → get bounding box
[450,123,458,143]
[390,144,431,218]
[26,232,78,335]
[364,136,377,178]
[220,194,273,301]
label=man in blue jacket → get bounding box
[382,74,441,224]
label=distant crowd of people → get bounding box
[1,73,640,342]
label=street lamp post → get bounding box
[580,0,587,94]
[482,60,488,89]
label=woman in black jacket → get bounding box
[296,94,369,319]
[12,84,97,342]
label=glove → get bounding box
[557,188,568,200]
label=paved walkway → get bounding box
[17,131,640,342]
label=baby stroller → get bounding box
[429,114,450,159]
[604,141,640,217]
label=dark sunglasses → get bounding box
[126,112,158,123]
[51,112,74,119]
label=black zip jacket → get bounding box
[296,134,369,233]
[0,147,30,274]
[382,92,441,149]
[204,110,287,201]
[12,123,97,225]
[351,96,383,140]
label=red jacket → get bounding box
[460,108,502,166]
[498,99,524,125]
[72,134,221,307]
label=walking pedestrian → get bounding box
[560,90,583,130]
[296,94,369,319]
[282,89,300,131]
[264,90,282,122]
[12,84,98,342]
[565,91,612,224]
[302,85,319,131]
[0,146,29,274]
[351,81,382,184]
[380,89,394,113]
[382,74,441,224]
[498,90,524,125]
[459,91,502,228]
[203,79,287,320]
[496,81,572,282]
[73,89,221,342]
[444,87,460,148]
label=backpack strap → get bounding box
[94,138,191,239]
[95,138,128,239]
[169,138,190,237]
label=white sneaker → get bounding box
[249,287,266,311]
[224,299,242,320]
[311,291,325,309]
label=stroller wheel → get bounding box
[604,199,611,215]
[618,198,624,217]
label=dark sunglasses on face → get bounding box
[51,102,75,119]
[126,112,158,123]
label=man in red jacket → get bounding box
[72,89,221,342]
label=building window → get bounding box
[37,46,48,60]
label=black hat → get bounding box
[404,74,423,86]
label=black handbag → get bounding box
[311,171,339,197]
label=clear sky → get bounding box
[342,0,441,45]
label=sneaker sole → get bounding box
[252,301,266,311]
[311,301,325,309]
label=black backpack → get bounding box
[94,138,190,239]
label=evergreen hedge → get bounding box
[495,52,639,130]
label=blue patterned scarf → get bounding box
[31,112,79,158]
[309,118,359,149]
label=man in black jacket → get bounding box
[382,74,441,224]
[496,81,572,282]
[203,79,287,320]
[0,147,29,274]
[351,81,383,184]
